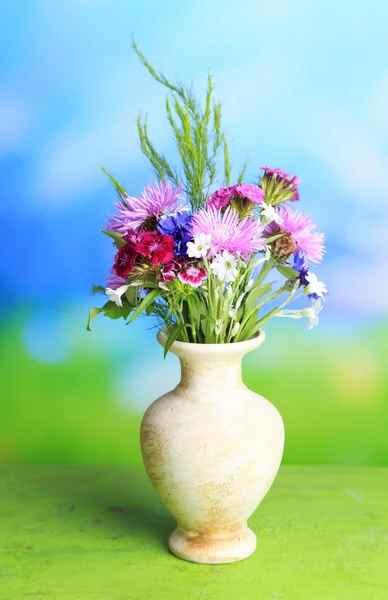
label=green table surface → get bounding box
[1,465,387,600]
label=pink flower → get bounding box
[207,183,264,210]
[207,187,232,209]
[159,258,184,282]
[178,267,208,287]
[260,166,300,202]
[190,206,266,258]
[265,205,325,263]
[107,180,183,233]
[136,231,175,265]
[230,183,264,203]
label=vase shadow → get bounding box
[29,464,176,552]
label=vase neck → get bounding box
[157,330,266,402]
[178,354,244,397]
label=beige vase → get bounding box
[140,329,284,564]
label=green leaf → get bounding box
[100,230,127,249]
[163,323,190,358]
[86,307,103,331]
[90,285,105,296]
[276,265,299,279]
[125,286,139,306]
[244,283,273,316]
[102,301,132,321]
[126,289,160,324]
[101,167,128,197]
[238,308,259,341]
[265,233,284,244]
[237,160,248,184]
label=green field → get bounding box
[1,313,387,466]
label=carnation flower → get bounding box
[107,180,182,233]
[158,210,193,256]
[113,243,138,278]
[260,166,300,203]
[207,184,264,210]
[178,267,208,287]
[207,187,231,210]
[190,206,265,258]
[210,250,239,283]
[265,206,325,263]
[159,258,185,282]
[136,231,175,265]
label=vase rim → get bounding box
[157,328,265,356]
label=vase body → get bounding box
[140,330,284,564]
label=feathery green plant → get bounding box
[132,40,234,211]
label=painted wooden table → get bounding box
[1,465,387,600]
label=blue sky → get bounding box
[2,0,388,321]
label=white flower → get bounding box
[215,319,223,335]
[301,299,323,329]
[105,284,129,307]
[245,278,254,291]
[186,233,211,258]
[231,322,240,337]
[226,285,233,298]
[304,272,327,299]
[259,201,283,226]
[229,307,236,318]
[210,250,239,283]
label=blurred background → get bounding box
[1,0,387,466]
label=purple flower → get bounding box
[265,205,325,263]
[106,271,127,290]
[107,180,183,233]
[190,206,266,258]
[158,210,193,256]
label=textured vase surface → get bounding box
[140,330,284,564]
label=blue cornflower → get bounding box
[293,250,309,285]
[158,210,193,256]
[293,250,328,302]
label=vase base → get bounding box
[168,526,256,565]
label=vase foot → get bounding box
[168,526,256,564]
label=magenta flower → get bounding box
[107,180,182,233]
[207,183,264,210]
[265,206,325,263]
[178,266,208,287]
[207,187,231,209]
[230,183,264,203]
[190,206,266,258]
[260,166,300,202]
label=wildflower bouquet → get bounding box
[88,44,326,354]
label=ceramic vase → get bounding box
[140,330,284,564]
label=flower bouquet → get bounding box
[88,44,326,354]
[87,43,327,565]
